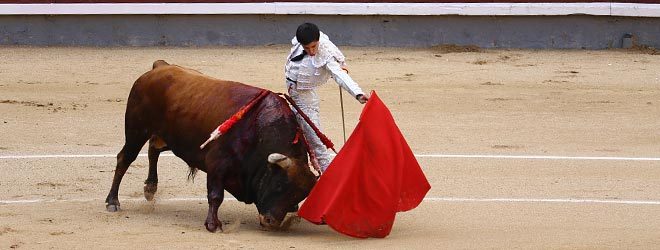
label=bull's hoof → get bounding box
[106,204,120,212]
[205,221,223,233]
[143,184,158,201]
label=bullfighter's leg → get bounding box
[144,135,168,201]
[295,107,332,171]
[105,132,149,212]
[288,88,332,172]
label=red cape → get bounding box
[298,91,431,238]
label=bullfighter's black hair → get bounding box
[295,23,320,46]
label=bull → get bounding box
[105,60,317,232]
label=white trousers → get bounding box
[287,84,332,172]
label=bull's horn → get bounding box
[268,153,293,170]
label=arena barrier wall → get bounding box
[1,1,659,48]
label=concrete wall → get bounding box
[1,14,659,48]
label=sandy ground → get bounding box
[1,46,659,249]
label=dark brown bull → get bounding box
[105,60,317,232]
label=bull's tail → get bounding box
[152,60,170,69]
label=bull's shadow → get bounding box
[121,198,336,237]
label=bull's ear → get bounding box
[268,153,293,170]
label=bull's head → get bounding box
[256,153,317,230]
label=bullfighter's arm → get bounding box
[326,60,365,100]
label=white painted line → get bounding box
[0,153,172,159]
[0,197,221,204]
[0,2,658,17]
[2,153,659,161]
[427,197,660,205]
[0,199,42,204]
[166,197,232,202]
[3,197,660,206]
[416,154,660,161]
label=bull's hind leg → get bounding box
[105,132,149,212]
[144,136,168,201]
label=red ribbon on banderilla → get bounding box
[199,90,336,157]
[199,90,270,149]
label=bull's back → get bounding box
[125,64,264,156]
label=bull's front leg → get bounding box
[204,174,224,232]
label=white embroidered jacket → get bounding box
[285,32,364,98]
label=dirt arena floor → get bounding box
[1,45,660,249]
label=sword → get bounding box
[339,86,346,143]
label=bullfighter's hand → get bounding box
[357,94,369,104]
